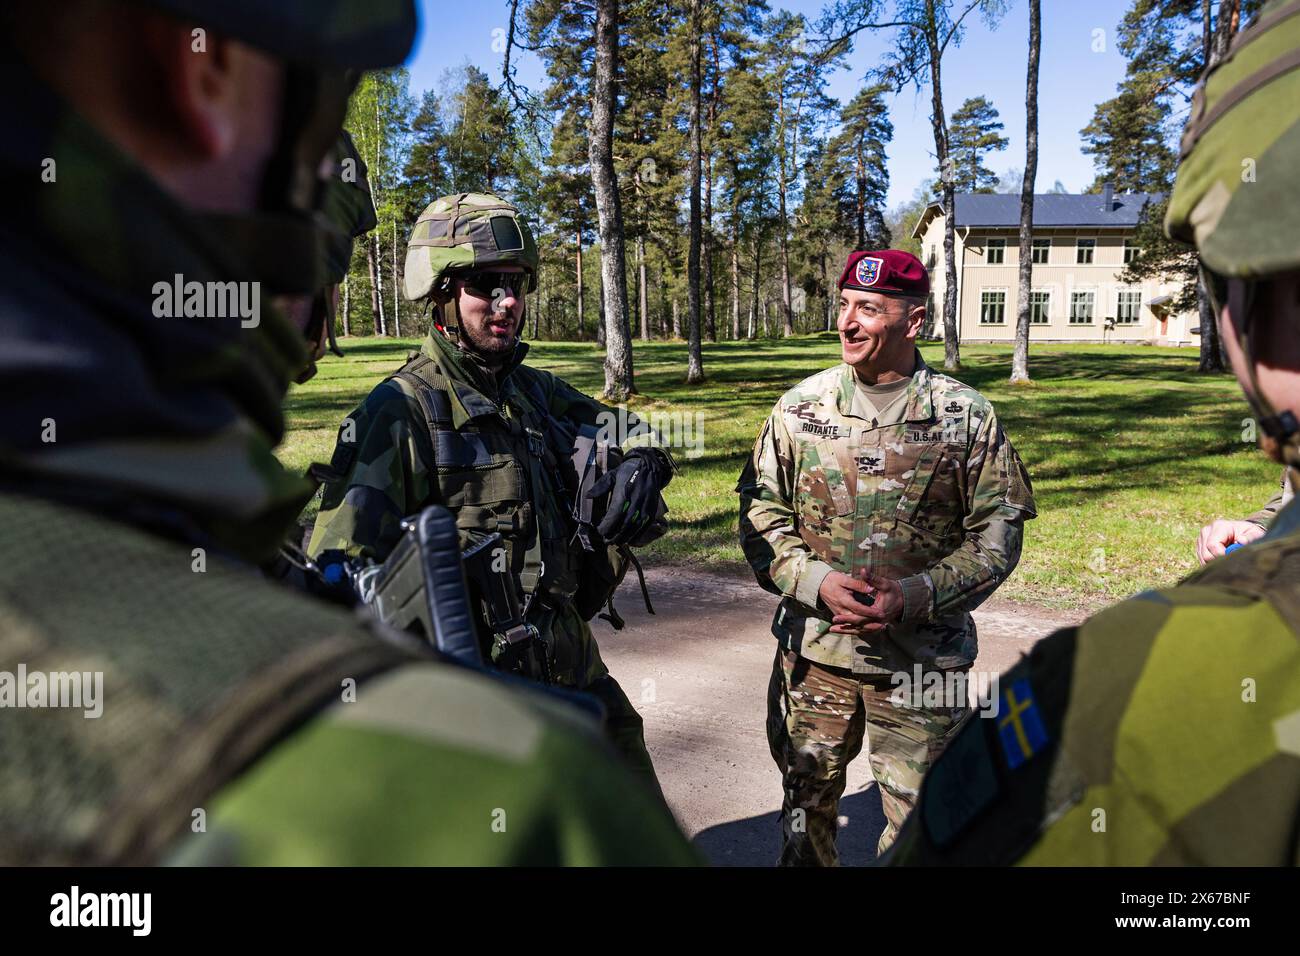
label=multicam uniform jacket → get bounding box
[738,351,1037,675]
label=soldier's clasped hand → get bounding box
[1195,519,1266,564]
[818,570,904,634]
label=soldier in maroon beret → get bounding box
[739,248,1037,865]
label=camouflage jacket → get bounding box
[886,495,1300,865]
[737,351,1036,674]
[0,56,695,866]
[308,330,627,686]
[1245,467,1293,529]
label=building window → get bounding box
[1031,238,1050,264]
[1123,240,1139,264]
[1076,238,1096,264]
[980,290,1007,325]
[986,238,1005,264]
[1116,289,1142,324]
[1030,290,1051,324]
[1070,291,1095,324]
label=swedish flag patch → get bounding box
[995,678,1049,770]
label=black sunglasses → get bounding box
[460,271,527,299]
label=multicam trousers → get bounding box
[766,647,970,866]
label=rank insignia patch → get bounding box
[857,453,884,474]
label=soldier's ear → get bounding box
[904,301,926,338]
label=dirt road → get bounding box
[598,566,1086,866]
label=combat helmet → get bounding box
[404,193,539,301]
[1166,0,1300,464]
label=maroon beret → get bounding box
[838,249,929,298]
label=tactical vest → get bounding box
[388,352,584,616]
[0,491,414,865]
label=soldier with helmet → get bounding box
[308,192,676,793]
[885,0,1300,864]
[738,248,1037,865]
[0,0,695,865]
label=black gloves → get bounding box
[587,447,673,545]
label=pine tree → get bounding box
[947,95,1008,193]
[831,84,893,249]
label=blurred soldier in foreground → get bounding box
[308,193,675,793]
[886,0,1300,864]
[737,249,1036,865]
[0,0,694,866]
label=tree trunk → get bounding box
[685,0,705,384]
[638,234,649,341]
[589,0,634,398]
[927,2,959,370]
[1197,276,1224,372]
[672,298,680,338]
[597,272,608,347]
[751,228,762,339]
[730,221,741,340]
[821,254,833,332]
[391,220,401,337]
[342,275,351,337]
[1011,0,1040,383]
[1195,0,1230,374]
[777,86,794,338]
[575,229,585,340]
[705,155,717,343]
[535,257,543,339]
[855,146,867,249]
[367,235,385,336]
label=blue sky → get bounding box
[407,0,1134,209]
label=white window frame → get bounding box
[1076,238,1096,264]
[1069,290,1096,324]
[1115,289,1142,324]
[1029,289,1051,325]
[1031,238,1051,264]
[985,238,1006,264]
[979,288,1008,325]
[1123,240,1139,264]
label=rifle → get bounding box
[343,507,551,681]
[343,505,484,668]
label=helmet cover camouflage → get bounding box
[403,193,539,301]
[1166,0,1300,277]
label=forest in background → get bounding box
[339,0,1256,393]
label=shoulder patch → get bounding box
[995,677,1050,770]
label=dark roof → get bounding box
[950,191,1161,228]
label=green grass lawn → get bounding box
[282,335,1279,610]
